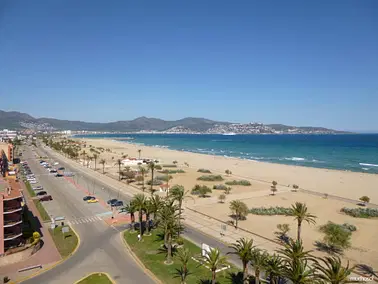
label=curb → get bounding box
[74,272,116,284]
[120,231,162,284]
[11,225,81,284]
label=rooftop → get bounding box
[0,178,23,201]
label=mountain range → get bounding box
[0,110,346,134]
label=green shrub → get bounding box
[197,169,212,173]
[249,206,292,216]
[197,175,223,181]
[159,169,185,174]
[225,180,251,186]
[213,184,228,190]
[340,207,378,218]
[155,175,173,182]
[162,164,177,168]
[191,185,212,197]
[319,222,353,249]
[176,237,184,246]
[147,179,164,186]
[341,223,357,232]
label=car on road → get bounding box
[87,198,99,203]
[64,172,74,177]
[55,173,64,177]
[33,186,43,191]
[111,200,124,207]
[49,169,57,173]
[29,180,37,184]
[107,198,118,205]
[36,191,47,196]
[53,162,59,165]
[58,167,65,171]
[83,196,94,201]
[39,195,53,201]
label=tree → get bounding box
[271,184,277,195]
[150,194,164,222]
[138,149,141,159]
[218,194,226,203]
[139,166,147,191]
[292,184,299,192]
[116,159,122,180]
[166,174,173,197]
[275,223,291,244]
[203,248,228,284]
[265,254,284,284]
[225,169,231,176]
[169,185,193,237]
[93,153,98,170]
[132,194,147,241]
[290,202,316,241]
[81,150,87,165]
[123,202,136,231]
[173,160,178,165]
[143,199,153,235]
[359,196,370,204]
[314,256,355,284]
[148,162,157,192]
[250,248,268,284]
[229,238,254,284]
[224,187,232,195]
[99,159,106,174]
[175,248,191,284]
[229,200,249,228]
[319,222,352,251]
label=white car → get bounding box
[53,162,59,165]
[29,180,37,184]
[33,186,43,190]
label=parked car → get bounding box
[58,167,65,171]
[64,172,74,177]
[87,198,98,203]
[111,200,124,207]
[107,198,118,205]
[33,186,43,191]
[49,169,57,173]
[36,191,47,196]
[39,195,52,201]
[29,180,37,184]
[83,196,94,201]
[53,162,59,165]
[55,173,64,177]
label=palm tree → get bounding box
[123,202,136,231]
[265,254,284,284]
[93,153,98,170]
[138,166,147,191]
[138,149,142,159]
[99,159,106,174]
[277,238,314,264]
[314,256,355,284]
[143,199,153,235]
[132,194,147,240]
[250,248,268,284]
[86,155,92,168]
[229,200,249,229]
[150,194,164,222]
[116,159,122,180]
[169,185,193,237]
[81,150,87,165]
[228,238,254,284]
[290,202,317,241]
[175,248,191,284]
[166,174,173,197]
[203,248,228,284]
[283,258,315,284]
[148,162,156,192]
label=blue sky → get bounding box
[0,1,377,132]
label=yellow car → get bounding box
[87,198,98,203]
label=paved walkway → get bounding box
[0,181,61,279]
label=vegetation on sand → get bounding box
[197,175,224,181]
[248,206,292,216]
[191,184,212,197]
[340,207,378,218]
[225,180,251,186]
[197,168,212,173]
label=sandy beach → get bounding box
[72,137,378,268]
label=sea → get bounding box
[74,134,378,174]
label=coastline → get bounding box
[76,137,378,202]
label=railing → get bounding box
[4,232,22,240]
[4,218,22,226]
[3,206,22,213]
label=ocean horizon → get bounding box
[74,134,378,174]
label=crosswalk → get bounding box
[67,215,103,225]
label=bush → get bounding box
[162,164,177,168]
[155,175,173,182]
[213,184,228,190]
[225,180,251,186]
[319,222,353,249]
[341,223,357,232]
[341,207,378,218]
[176,237,184,246]
[197,169,212,173]
[359,196,370,203]
[147,179,164,186]
[197,175,224,181]
[159,169,185,174]
[191,185,212,197]
[249,206,292,216]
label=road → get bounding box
[21,146,155,284]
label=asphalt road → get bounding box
[21,146,155,284]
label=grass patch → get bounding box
[340,207,378,218]
[197,168,212,173]
[249,206,292,216]
[213,184,228,190]
[77,273,113,284]
[162,164,178,168]
[25,181,36,197]
[123,230,238,284]
[225,180,251,186]
[159,169,186,174]
[33,200,51,222]
[49,225,79,258]
[197,175,224,181]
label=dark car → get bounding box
[111,200,124,207]
[83,196,95,201]
[39,195,52,201]
[36,191,47,196]
[58,167,65,171]
[107,199,118,205]
[55,173,64,177]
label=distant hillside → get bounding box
[0,110,347,134]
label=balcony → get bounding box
[3,218,23,227]
[3,206,23,214]
[4,232,23,241]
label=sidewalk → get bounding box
[0,181,61,280]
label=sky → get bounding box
[0,1,377,132]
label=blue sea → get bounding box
[74,134,378,174]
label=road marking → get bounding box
[96,211,113,217]
[67,215,105,225]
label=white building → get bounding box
[0,129,17,141]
